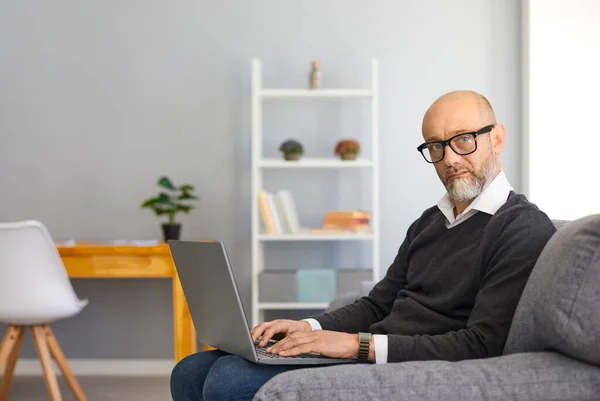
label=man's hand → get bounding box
[251,319,312,347]
[266,330,359,360]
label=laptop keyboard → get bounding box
[254,341,319,359]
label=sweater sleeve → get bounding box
[385,208,556,362]
[308,224,414,333]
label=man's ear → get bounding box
[492,124,506,154]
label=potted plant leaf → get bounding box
[279,139,304,161]
[140,176,199,241]
[334,139,361,160]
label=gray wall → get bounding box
[0,0,522,359]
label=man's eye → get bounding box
[429,143,443,151]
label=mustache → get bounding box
[444,165,472,179]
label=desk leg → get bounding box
[173,273,197,362]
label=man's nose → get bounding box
[441,144,461,166]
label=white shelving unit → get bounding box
[258,157,373,169]
[257,232,375,242]
[259,89,373,98]
[250,58,380,327]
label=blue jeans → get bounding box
[170,350,306,401]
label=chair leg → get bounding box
[43,325,88,401]
[0,326,25,401]
[0,326,21,373]
[32,326,63,401]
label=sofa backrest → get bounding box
[503,215,600,367]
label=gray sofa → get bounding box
[254,215,600,401]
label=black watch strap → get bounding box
[357,332,371,361]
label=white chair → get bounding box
[0,220,88,401]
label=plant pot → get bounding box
[284,152,302,161]
[340,152,357,160]
[162,223,182,241]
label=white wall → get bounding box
[0,0,522,360]
[523,0,600,219]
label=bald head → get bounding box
[422,90,496,139]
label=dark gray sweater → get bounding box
[311,192,556,362]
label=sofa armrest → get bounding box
[254,352,600,401]
[325,293,360,312]
[326,280,376,312]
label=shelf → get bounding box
[250,57,380,328]
[259,302,330,310]
[259,89,372,98]
[258,157,373,169]
[258,232,374,241]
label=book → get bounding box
[258,191,276,234]
[267,193,283,234]
[276,190,301,234]
[322,210,371,231]
[273,193,291,234]
[258,190,302,235]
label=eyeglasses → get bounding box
[417,124,495,163]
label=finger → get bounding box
[259,323,288,347]
[279,343,314,357]
[250,322,270,342]
[252,320,281,342]
[266,335,289,353]
[267,331,298,352]
[269,332,311,354]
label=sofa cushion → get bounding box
[503,214,600,366]
[254,352,600,401]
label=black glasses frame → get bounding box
[417,124,495,163]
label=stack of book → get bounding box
[257,190,301,235]
[312,210,371,233]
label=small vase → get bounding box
[284,153,302,161]
[162,223,181,241]
[309,61,322,89]
[340,152,357,161]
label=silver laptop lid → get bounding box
[167,240,258,362]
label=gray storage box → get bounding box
[337,269,372,296]
[259,270,296,302]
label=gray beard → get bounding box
[447,177,484,202]
[446,155,497,202]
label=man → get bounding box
[170,90,556,401]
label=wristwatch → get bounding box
[357,332,371,361]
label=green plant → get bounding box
[140,176,199,224]
[279,139,304,155]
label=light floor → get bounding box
[5,376,171,401]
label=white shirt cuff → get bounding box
[301,318,322,331]
[373,334,388,364]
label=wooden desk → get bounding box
[57,243,198,362]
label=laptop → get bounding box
[168,240,360,365]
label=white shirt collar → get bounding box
[437,169,514,228]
